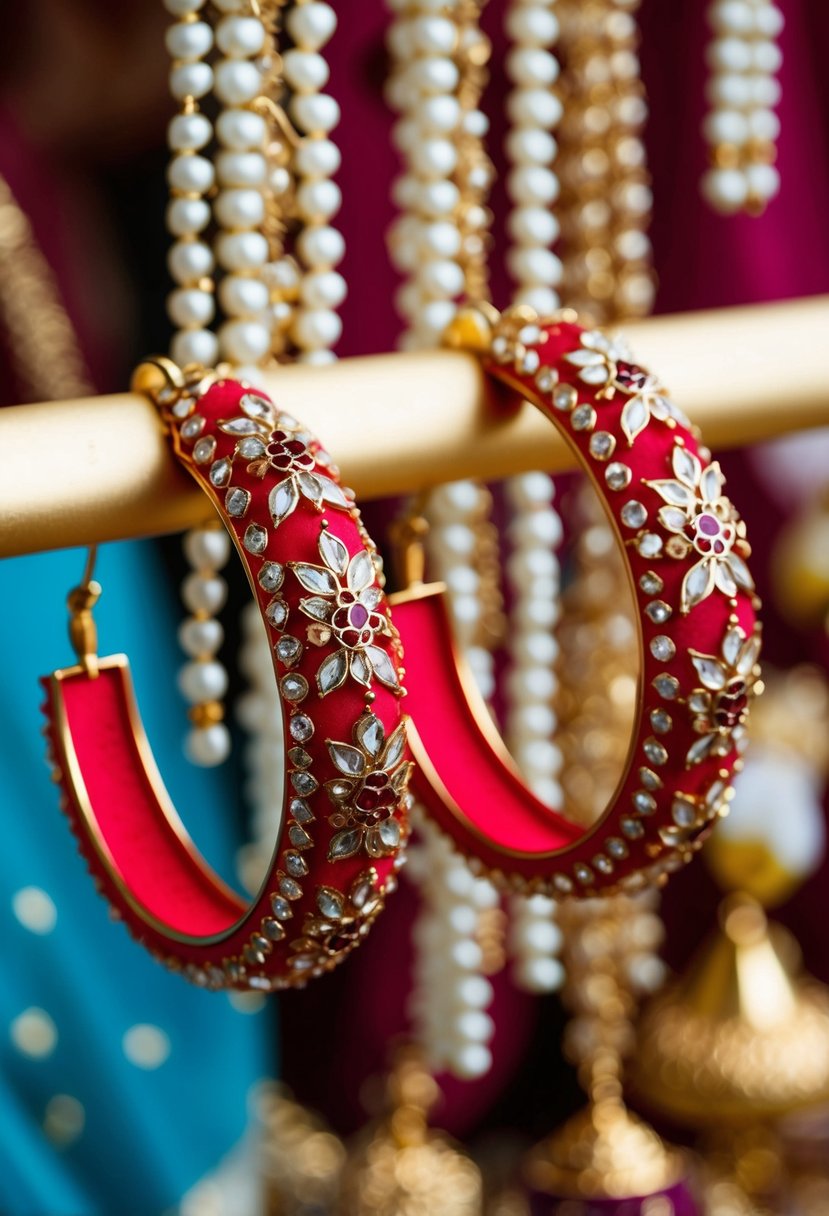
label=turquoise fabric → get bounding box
[0,541,273,1216]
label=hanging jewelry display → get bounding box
[701,0,784,217]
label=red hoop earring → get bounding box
[42,366,411,990]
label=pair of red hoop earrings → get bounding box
[42,307,761,991]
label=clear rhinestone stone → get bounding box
[645,600,672,624]
[650,709,673,734]
[593,855,614,875]
[639,766,663,791]
[672,798,697,828]
[650,635,676,662]
[262,917,285,941]
[574,863,594,885]
[653,673,680,700]
[193,436,216,464]
[552,873,574,893]
[535,366,558,393]
[605,461,632,491]
[291,770,318,796]
[518,324,542,346]
[643,737,669,766]
[279,875,303,900]
[606,837,628,859]
[251,933,271,953]
[290,798,314,823]
[621,500,647,529]
[270,896,293,920]
[172,395,195,419]
[284,852,308,878]
[237,436,266,459]
[518,348,540,374]
[589,431,616,461]
[491,334,511,362]
[637,532,663,558]
[181,414,205,441]
[317,888,345,919]
[281,673,309,703]
[259,562,284,592]
[571,404,597,431]
[553,384,577,412]
[243,524,268,554]
[640,571,664,595]
[290,714,314,742]
[276,636,302,666]
[209,458,232,487]
[243,944,266,966]
[225,486,251,517]
[288,823,313,849]
[621,817,645,839]
[287,746,312,768]
[266,597,288,630]
[633,790,657,815]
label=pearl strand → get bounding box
[407,809,497,1080]
[504,0,563,315]
[177,526,233,766]
[285,1,346,364]
[211,1,272,368]
[701,0,783,215]
[164,0,219,369]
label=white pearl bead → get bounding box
[183,528,231,569]
[418,220,462,258]
[512,739,562,778]
[219,273,270,316]
[169,61,213,101]
[747,73,781,107]
[283,49,330,92]
[752,39,782,74]
[453,1010,494,1044]
[444,863,474,898]
[515,597,558,629]
[507,245,563,286]
[214,59,262,105]
[215,14,266,58]
[300,270,347,309]
[168,239,214,285]
[464,108,489,138]
[507,88,563,130]
[406,56,459,95]
[179,616,224,658]
[702,108,749,145]
[262,257,301,294]
[451,1043,492,1080]
[706,72,751,108]
[706,35,752,73]
[286,2,337,51]
[171,328,219,368]
[505,127,557,167]
[514,286,560,315]
[412,15,457,54]
[410,138,458,180]
[298,348,337,366]
[418,298,455,334]
[164,0,207,14]
[296,178,342,222]
[447,905,478,935]
[167,197,210,237]
[297,224,345,268]
[168,112,211,152]
[418,179,460,217]
[216,230,269,271]
[216,109,266,151]
[514,957,565,993]
[167,154,214,196]
[506,470,553,509]
[292,307,342,350]
[506,46,559,87]
[701,166,748,212]
[179,659,229,704]
[416,94,461,134]
[416,259,464,299]
[747,107,780,142]
[505,5,559,47]
[168,287,214,329]
[451,938,483,970]
[753,3,784,37]
[220,318,271,364]
[507,165,560,206]
[506,665,557,703]
[451,975,493,1009]
[216,150,267,188]
[511,510,562,550]
[708,0,753,36]
[509,702,557,739]
[165,20,212,61]
[185,724,232,767]
[512,629,559,667]
[290,93,341,136]
[745,160,780,200]
[294,138,341,178]
[214,188,265,229]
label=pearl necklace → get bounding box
[701,0,783,215]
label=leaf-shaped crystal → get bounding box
[672,445,701,487]
[726,550,754,591]
[239,393,274,422]
[691,653,727,690]
[299,596,333,623]
[380,721,407,771]
[700,462,724,503]
[391,761,413,793]
[328,828,362,862]
[355,712,384,758]
[298,471,324,506]
[366,645,399,690]
[580,363,612,386]
[292,563,338,595]
[682,560,715,613]
[269,478,299,527]
[317,649,348,696]
[328,741,366,777]
[686,734,716,766]
[737,633,761,675]
[621,395,649,444]
[317,887,345,919]
[219,417,260,435]
[566,348,602,367]
[319,530,349,577]
[319,476,349,508]
[349,650,372,687]
[658,505,689,534]
[347,550,374,593]
[722,626,745,668]
[652,479,694,508]
[714,562,738,597]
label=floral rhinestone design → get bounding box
[660,777,730,850]
[685,623,761,767]
[291,530,400,696]
[646,444,754,613]
[288,870,383,973]
[325,711,412,861]
[564,330,691,443]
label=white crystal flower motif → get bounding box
[685,624,762,767]
[325,712,412,861]
[646,444,754,613]
[290,531,399,696]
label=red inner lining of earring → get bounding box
[394,590,583,854]
[56,664,246,936]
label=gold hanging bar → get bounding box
[0,295,827,559]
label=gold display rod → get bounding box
[1,295,827,559]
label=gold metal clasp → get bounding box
[67,546,101,678]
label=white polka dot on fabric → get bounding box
[122,1023,171,1069]
[11,1008,57,1058]
[12,887,57,934]
[43,1094,85,1146]
[227,991,266,1015]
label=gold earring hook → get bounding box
[67,545,101,678]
